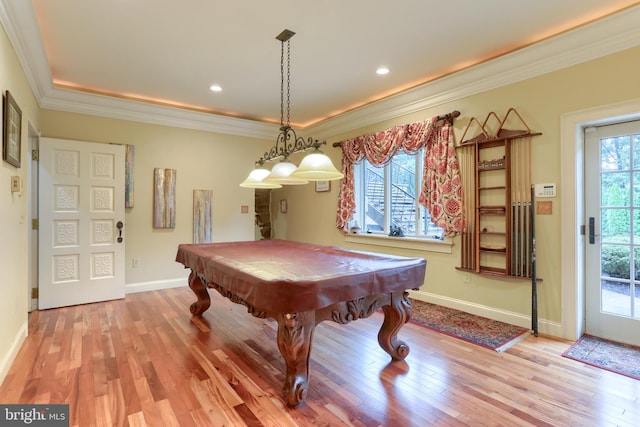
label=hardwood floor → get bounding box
[1,286,639,426]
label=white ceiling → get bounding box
[2,1,640,138]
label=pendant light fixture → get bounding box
[239,160,282,189]
[240,29,343,188]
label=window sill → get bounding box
[344,233,453,253]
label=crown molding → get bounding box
[0,0,278,139]
[2,1,639,140]
[308,5,640,140]
[38,86,279,139]
[0,0,50,102]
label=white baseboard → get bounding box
[409,290,564,339]
[0,320,28,386]
[122,282,564,337]
[125,277,188,294]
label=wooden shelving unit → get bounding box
[457,108,541,280]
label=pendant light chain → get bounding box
[280,40,285,127]
[279,38,292,128]
[286,40,291,128]
[240,29,344,188]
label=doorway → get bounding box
[255,189,272,239]
[584,121,640,345]
[27,123,39,312]
[38,137,126,309]
[560,99,640,341]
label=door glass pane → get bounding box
[602,279,631,316]
[601,208,630,243]
[601,172,630,207]
[634,210,640,242]
[635,246,640,280]
[364,160,384,233]
[601,243,630,280]
[633,134,640,170]
[635,246,640,319]
[600,136,630,171]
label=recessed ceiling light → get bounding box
[209,84,222,92]
[376,67,390,75]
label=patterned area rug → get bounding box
[562,335,640,380]
[409,299,530,352]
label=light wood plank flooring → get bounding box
[1,286,639,426]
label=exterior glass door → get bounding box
[585,121,640,345]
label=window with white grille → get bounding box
[352,150,444,239]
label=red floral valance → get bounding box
[335,117,465,236]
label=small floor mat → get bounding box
[410,299,530,351]
[562,334,640,380]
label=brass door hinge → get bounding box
[32,219,39,230]
[32,149,39,161]
[31,288,39,299]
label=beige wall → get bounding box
[0,23,40,380]
[39,111,272,290]
[272,45,640,334]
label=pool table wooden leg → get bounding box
[276,311,316,407]
[188,270,211,316]
[378,290,411,361]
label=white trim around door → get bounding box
[560,98,640,340]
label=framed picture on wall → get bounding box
[3,90,22,168]
[315,180,330,192]
[153,168,177,228]
[193,189,213,243]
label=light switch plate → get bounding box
[11,176,21,193]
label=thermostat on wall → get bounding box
[534,183,556,198]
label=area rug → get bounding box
[562,335,640,380]
[409,299,530,352]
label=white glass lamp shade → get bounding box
[263,161,308,185]
[240,167,282,188]
[289,152,344,181]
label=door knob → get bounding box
[117,221,124,243]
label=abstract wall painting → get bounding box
[153,168,176,228]
[125,145,135,208]
[193,189,213,243]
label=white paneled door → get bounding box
[39,138,125,309]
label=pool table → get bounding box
[175,239,426,407]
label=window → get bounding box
[352,149,444,240]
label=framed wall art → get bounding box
[3,90,22,168]
[153,168,176,228]
[125,145,135,208]
[193,189,213,243]
[315,180,330,192]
